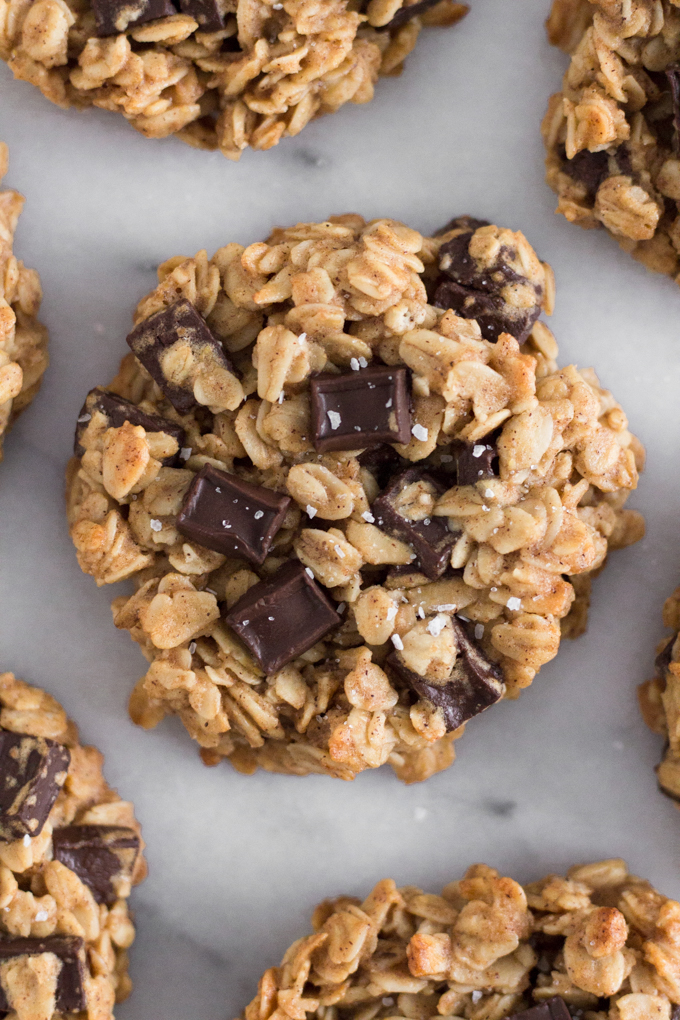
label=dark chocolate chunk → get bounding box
[74,387,186,464]
[224,560,341,674]
[0,733,70,842]
[179,0,227,31]
[52,825,140,906]
[562,149,610,197]
[126,299,235,415]
[380,0,444,29]
[372,468,455,579]
[176,464,291,566]
[455,439,498,486]
[310,366,411,453]
[92,0,177,36]
[0,936,86,1013]
[505,998,571,1020]
[357,443,403,489]
[386,616,504,731]
[655,636,676,684]
[435,215,491,237]
[433,224,543,343]
[666,65,680,146]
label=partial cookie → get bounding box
[66,215,645,783]
[0,143,48,462]
[543,0,680,283]
[0,0,467,161]
[638,586,680,803]
[238,859,680,1020]
[0,671,145,1020]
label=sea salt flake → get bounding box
[472,991,483,1004]
[34,911,49,922]
[327,410,341,430]
[385,398,392,408]
[150,519,162,532]
[306,505,317,518]
[77,413,91,423]
[180,447,192,460]
[474,624,484,640]
[484,488,494,498]
[254,510,264,519]
[268,616,275,621]
[472,445,485,458]
[22,835,31,847]
[337,603,346,614]
[417,606,425,619]
[391,634,404,650]
[412,423,428,441]
[506,596,521,611]
[305,567,314,579]
[358,356,368,368]
[222,521,232,528]
[189,641,197,654]
[436,603,456,611]
[361,510,375,523]
[350,358,360,371]
[334,544,345,558]
[427,616,445,637]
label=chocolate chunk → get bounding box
[176,464,291,566]
[92,0,177,36]
[505,998,571,1020]
[372,468,455,579]
[655,636,676,684]
[433,225,543,343]
[386,616,504,731]
[455,439,498,486]
[52,826,140,906]
[74,387,186,464]
[562,149,610,197]
[0,733,70,842]
[179,0,227,31]
[0,936,86,1013]
[380,0,445,29]
[224,560,341,674]
[666,65,680,145]
[357,443,403,489]
[435,215,491,237]
[310,366,411,453]
[126,299,235,415]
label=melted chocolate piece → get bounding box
[224,560,341,674]
[176,464,291,566]
[372,468,455,579]
[179,0,227,30]
[92,0,177,36]
[455,439,498,486]
[52,826,140,906]
[562,149,609,197]
[505,998,571,1020]
[0,936,86,1013]
[433,223,543,343]
[126,299,235,415]
[0,733,70,842]
[435,215,491,237]
[310,366,411,453]
[386,616,503,731]
[655,636,675,685]
[357,443,403,489]
[74,387,185,464]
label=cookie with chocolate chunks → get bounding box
[92,0,177,36]
[372,468,456,579]
[52,825,140,905]
[0,732,70,841]
[74,387,185,464]
[310,365,411,452]
[386,616,504,731]
[177,464,291,565]
[0,671,145,1020]
[224,561,341,674]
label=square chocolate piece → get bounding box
[126,299,235,415]
[74,387,186,464]
[455,438,498,486]
[372,468,456,579]
[0,936,86,1013]
[179,0,228,30]
[92,0,178,36]
[310,365,411,453]
[386,617,504,732]
[224,560,341,674]
[176,465,291,566]
[0,732,70,842]
[53,825,140,906]
[505,999,571,1020]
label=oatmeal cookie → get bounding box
[0,670,145,1020]
[0,0,467,161]
[238,859,680,1020]
[65,214,645,783]
[638,585,680,804]
[0,143,48,463]
[543,0,680,284]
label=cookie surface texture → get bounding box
[66,215,645,783]
[238,859,680,1020]
[638,585,680,803]
[0,143,48,463]
[0,671,145,1020]
[0,0,467,160]
[543,0,680,283]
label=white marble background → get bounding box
[1,1,680,1016]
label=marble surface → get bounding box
[2,1,680,1017]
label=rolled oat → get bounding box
[66,214,645,783]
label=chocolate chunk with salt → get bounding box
[0,732,70,842]
[503,998,572,1020]
[455,439,498,486]
[386,617,503,732]
[74,387,185,464]
[92,0,177,36]
[177,464,291,566]
[433,224,543,343]
[126,299,235,415]
[53,826,140,906]
[179,0,228,30]
[372,468,455,579]
[310,366,411,453]
[0,935,86,1013]
[224,560,341,674]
